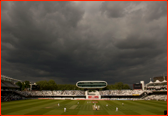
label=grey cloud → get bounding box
[100,1,130,18]
[1,1,167,86]
[144,1,167,21]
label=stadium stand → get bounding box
[1,91,25,102]
[99,90,144,96]
[15,90,85,97]
[1,75,167,101]
[144,95,167,100]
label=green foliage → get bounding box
[21,82,26,90]
[123,84,130,89]
[115,82,124,90]
[24,81,30,89]
[15,81,31,91]
[36,80,58,90]
[15,81,22,90]
[48,80,57,90]
[103,82,131,90]
[56,84,83,90]
[36,80,85,90]
[16,79,131,91]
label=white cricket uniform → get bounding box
[95,106,97,110]
[116,107,118,111]
[58,103,59,106]
[64,108,66,112]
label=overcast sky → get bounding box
[1,1,167,86]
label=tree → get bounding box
[24,81,30,89]
[115,82,124,90]
[15,81,22,90]
[36,80,58,90]
[48,79,57,90]
[36,80,47,90]
[21,82,26,90]
[16,81,31,91]
[123,84,131,89]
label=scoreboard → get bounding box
[133,84,142,89]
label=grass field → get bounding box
[1,99,167,115]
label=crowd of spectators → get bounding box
[15,90,31,96]
[144,95,167,100]
[1,92,25,102]
[146,85,167,90]
[16,90,85,96]
[17,90,152,96]
[99,90,144,96]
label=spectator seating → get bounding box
[144,95,167,100]
[17,90,85,96]
[100,90,144,96]
[1,91,25,102]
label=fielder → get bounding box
[122,103,124,106]
[64,108,66,112]
[98,105,100,110]
[106,104,108,106]
[95,106,97,110]
[58,103,59,106]
[116,107,118,111]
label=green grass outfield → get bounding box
[1,99,167,115]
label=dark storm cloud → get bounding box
[100,1,129,18]
[1,1,167,86]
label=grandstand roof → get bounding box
[1,80,19,88]
[146,79,167,86]
[1,81,8,87]
[155,80,161,83]
[1,75,22,82]
[162,80,167,83]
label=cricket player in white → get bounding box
[122,103,124,106]
[116,107,118,111]
[98,105,100,109]
[58,103,59,106]
[106,104,108,106]
[64,108,66,112]
[95,106,97,110]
